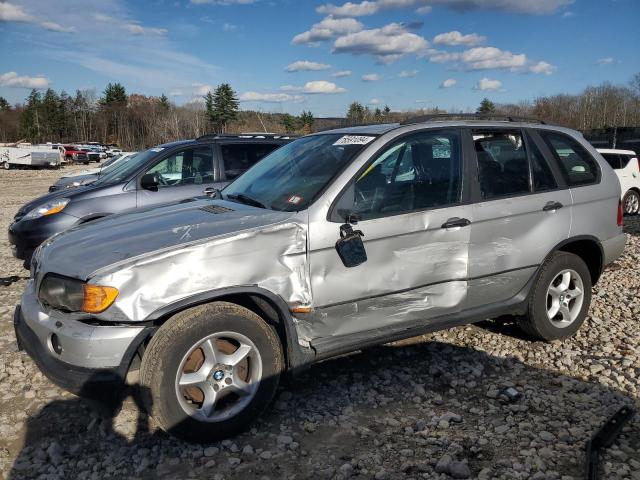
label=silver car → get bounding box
[14,118,626,442]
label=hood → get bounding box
[36,199,296,280]
[52,173,99,189]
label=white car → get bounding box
[597,149,640,215]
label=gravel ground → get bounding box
[0,166,638,480]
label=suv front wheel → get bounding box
[519,251,592,341]
[140,302,284,442]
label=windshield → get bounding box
[93,149,156,185]
[223,134,373,211]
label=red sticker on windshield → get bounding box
[287,195,303,205]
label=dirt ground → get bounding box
[0,165,638,480]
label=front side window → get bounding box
[222,143,281,180]
[145,147,214,187]
[338,129,462,220]
[539,131,600,186]
[223,134,373,211]
[474,129,530,200]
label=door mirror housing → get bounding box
[335,222,367,268]
[140,173,159,191]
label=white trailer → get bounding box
[0,144,62,170]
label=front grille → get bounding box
[200,205,234,215]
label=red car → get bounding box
[62,146,89,164]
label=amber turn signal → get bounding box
[82,285,119,313]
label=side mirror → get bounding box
[140,173,159,191]
[335,221,367,268]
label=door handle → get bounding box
[441,217,471,229]
[543,201,563,211]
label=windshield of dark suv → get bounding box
[223,134,374,211]
[92,148,158,185]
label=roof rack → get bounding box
[196,133,295,141]
[400,113,547,126]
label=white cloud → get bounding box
[40,21,75,33]
[597,57,616,65]
[529,61,556,74]
[561,10,574,17]
[0,2,33,22]
[239,92,304,103]
[125,23,167,35]
[441,78,457,88]
[168,89,184,97]
[317,0,573,17]
[222,23,238,32]
[399,70,418,78]
[369,98,381,104]
[416,5,432,13]
[331,70,352,77]
[333,23,429,64]
[474,78,502,91]
[362,73,380,81]
[303,80,347,94]
[461,47,526,71]
[433,30,485,46]
[285,60,332,72]
[0,71,49,89]
[292,16,363,45]
[192,83,213,96]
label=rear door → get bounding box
[218,142,282,187]
[136,145,215,207]
[467,127,572,308]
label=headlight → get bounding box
[23,198,69,220]
[39,275,118,313]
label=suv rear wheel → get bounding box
[140,302,284,442]
[519,251,592,341]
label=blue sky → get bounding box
[1,0,638,117]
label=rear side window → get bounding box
[620,155,636,169]
[539,131,600,186]
[473,129,530,200]
[601,153,621,169]
[222,143,281,180]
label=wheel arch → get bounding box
[144,286,314,372]
[551,235,604,285]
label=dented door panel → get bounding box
[306,204,473,340]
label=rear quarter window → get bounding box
[539,131,600,187]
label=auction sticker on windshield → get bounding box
[333,135,376,146]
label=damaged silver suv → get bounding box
[15,117,626,442]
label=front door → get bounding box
[466,127,572,308]
[137,145,215,208]
[307,128,473,340]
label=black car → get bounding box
[9,134,292,266]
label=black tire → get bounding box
[519,251,592,341]
[140,302,284,443]
[622,190,640,216]
[2,161,9,170]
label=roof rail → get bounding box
[196,133,295,141]
[400,113,547,126]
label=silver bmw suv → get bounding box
[14,117,626,442]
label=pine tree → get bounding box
[20,89,42,141]
[383,105,391,116]
[300,110,314,134]
[205,83,239,133]
[374,107,383,123]
[347,102,366,124]
[158,94,170,110]
[476,98,496,115]
[100,82,127,107]
[0,97,10,112]
[280,113,299,133]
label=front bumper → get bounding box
[8,212,79,264]
[14,283,151,394]
[602,233,626,267]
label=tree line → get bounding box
[0,73,638,150]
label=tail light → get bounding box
[617,200,624,227]
[636,157,639,172]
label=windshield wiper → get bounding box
[226,193,268,209]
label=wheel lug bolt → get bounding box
[225,378,232,385]
[213,384,219,391]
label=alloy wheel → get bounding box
[546,269,585,328]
